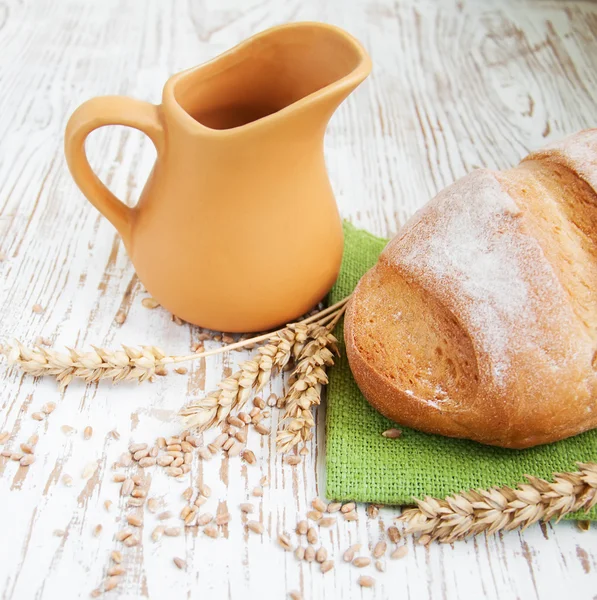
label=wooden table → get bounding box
[1,0,596,598]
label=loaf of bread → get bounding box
[345,129,597,449]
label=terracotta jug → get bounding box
[64,22,371,332]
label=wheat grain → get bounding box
[390,545,408,560]
[398,462,597,543]
[173,557,186,570]
[357,576,375,588]
[373,541,387,558]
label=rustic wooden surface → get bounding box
[1,0,596,598]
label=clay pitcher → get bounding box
[64,22,371,332]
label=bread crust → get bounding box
[345,130,597,449]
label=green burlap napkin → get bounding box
[325,222,597,519]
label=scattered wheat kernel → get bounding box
[180,487,192,502]
[129,443,147,454]
[128,498,145,508]
[375,559,385,573]
[343,544,361,562]
[358,576,375,588]
[196,513,213,526]
[1,450,11,457]
[166,466,183,477]
[307,510,322,522]
[166,437,181,446]
[249,407,260,419]
[242,450,256,465]
[184,509,198,525]
[131,488,147,499]
[387,526,401,543]
[20,454,35,466]
[115,528,133,542]
[142,297,160,309]
[417,534,431,546]
[341,502,356,513]
[353,557,371,568]
[133,449,149,461]
[151,526,165,542]
[367,505,379,519]
[318,517,336,528]
[132,474,145,486]
[296,520,309,535]
[203,525,218,538]
[213,334,222,342]
[83,426,93,440]
[247,521,264,534]
[54,529,65,537]
[61,425,74,435]
[32,304,44,313]
[145,498,159,514]
[62,474,73,487]
[320,560,334,574]
[344,510,358,521]
[228,441,244,457]
[382,428,402,439]
[20,443,33,454]
[114,312,126,325]
[181,464,191,474]
[278,534,292,551]
[174,367,188,375]
[316,547,328,563]
[284,455,301,465]
[138,456,156,468]
[156,436,166,449]
[107,565,126,576]
[252,487,263,497]
[173,556,186,570]
[288,592,302,600]
[227,415,244,428]
[149,446,158,458]
[222,437,235,451]
[166,444,182,452]
[235,430,248,444]
[307,528,318,545]
[259,476,269,487]
[109,430,120,440]
[113,474,126,483]
[90,588,101,598]
[104,576,121,591]
[181,506,192,520]
[577,520,591,532]
[82,462,97,479]
[125,535,140,548]
[373,541,387,558]
[294,546,305,561]
[31,412,44,421]
[164,527,181,537]
[312,498,327,512]
[10,452,23,461]
[157,455,174,467]
[326,502,342,514]
[180,442,192,454]
[104,500,113,512]
[93,524,103,537]
[239,503,254,514]
[42,402,56,415]
[127,514,143,527]
[111,550,122,563]
[254,423,270,436]
[391,545,408,560]
[304,546,315,562]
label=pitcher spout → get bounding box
[165,22,371,134]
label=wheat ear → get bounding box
[398,462,597,543]
[276,310,343,453]
[178,321,319,430]
[2,298,350,390]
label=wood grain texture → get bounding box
[1,0,596,598]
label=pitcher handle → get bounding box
[64,96,165,246]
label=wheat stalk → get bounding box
[276,313,343,453]
[1,298,350,391]
[398,462,597,543]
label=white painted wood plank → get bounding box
[0,0,596,599]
